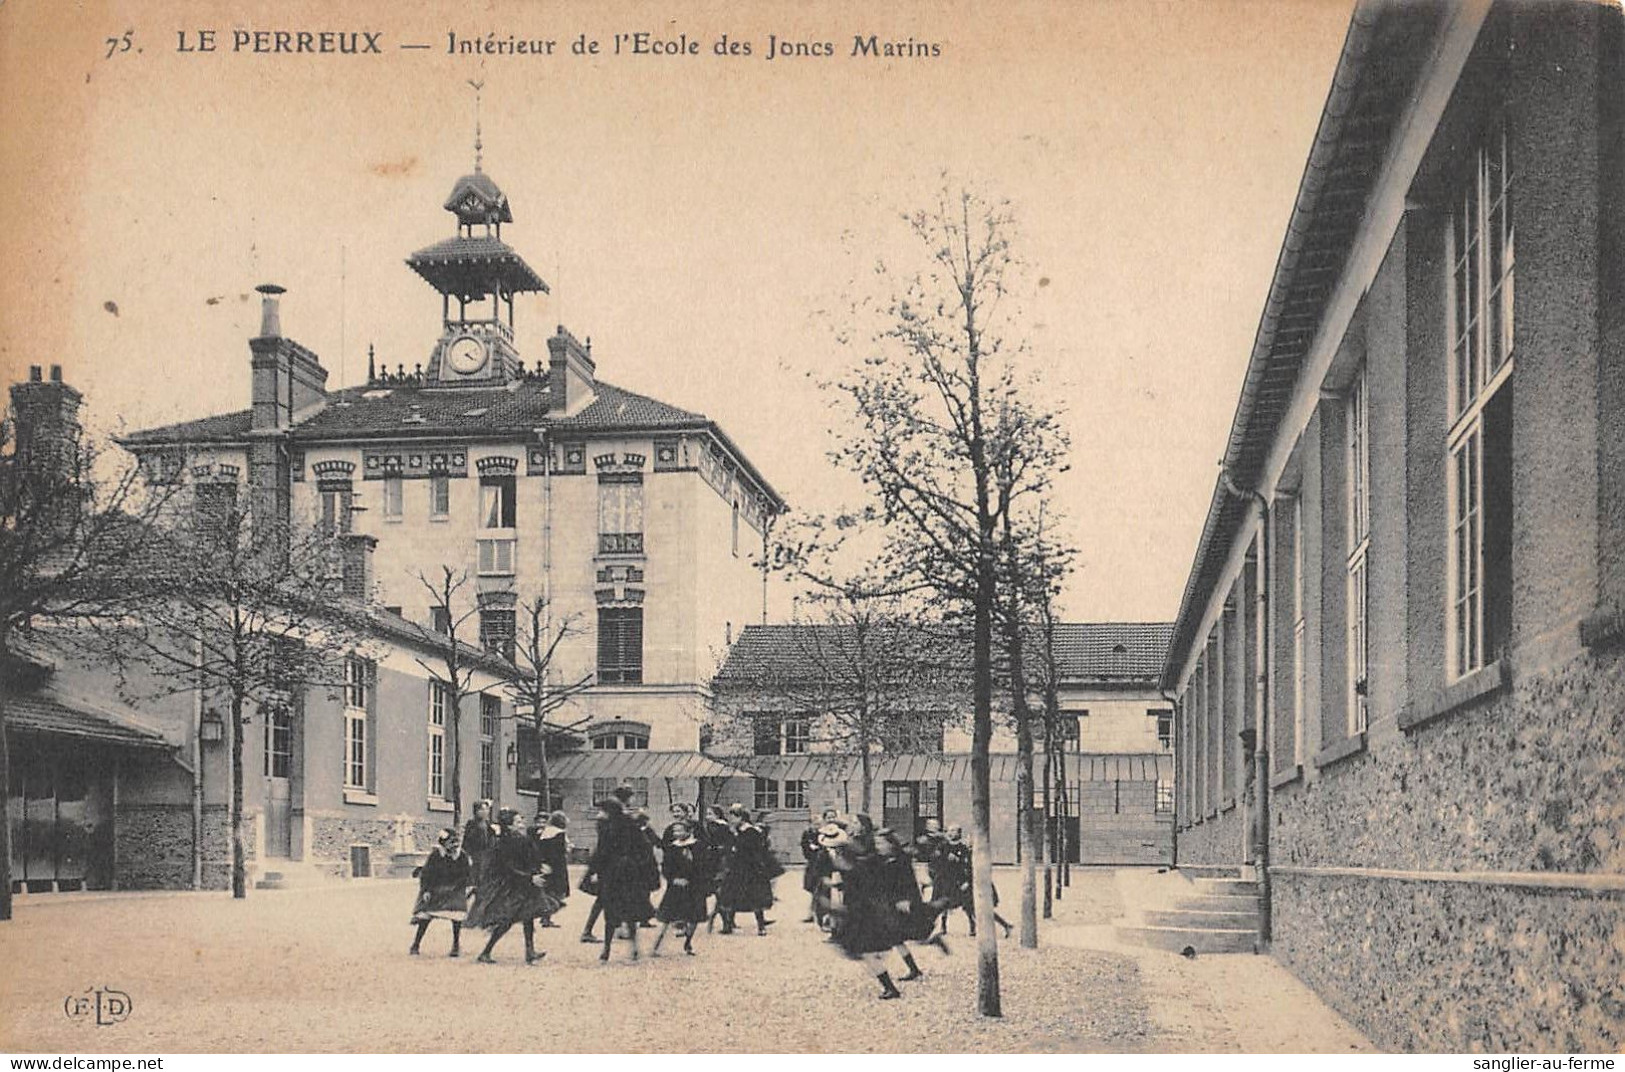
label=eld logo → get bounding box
[63,986,133,1026]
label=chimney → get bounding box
[547,325,597,415]
[249,283,328,433]
[340,533,377,602]
[9,365,84,477]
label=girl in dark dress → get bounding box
[462,800,498,893]
[469,809,557,965]
[718,805,781,935]
[700,805,734,931]
[651,821,707,956]
[942,825,1013,938]
[408,828,473,957]
[588,797,659,962]
[801,807,838,927]
[533,811,571,926]
[825,817,906,999]
[873,828,948,981]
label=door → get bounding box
[263,707,294,858]
[882,781,918,838]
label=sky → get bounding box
[0,0,1353,626]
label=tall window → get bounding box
[1291,495,1306,766]
[194,482,238,540]
[320,483,353,535]
[754,777,779,810]
[597,607,643,684]
[598,475,644,555]
[1155,780,1174,814]
[783,780,808,810]
[430,606,452,635]
[480,694,500,802]
[1345,365,1370,734]
[430,474,451,518]
[427,682,448,801]
[343,657,370,790]
[480,474,516,528]
[382,475,403,520]
[263,706,293,779]
[1447,118,1515,682]
[731,500,740,557]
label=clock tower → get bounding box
[405,94,548,387]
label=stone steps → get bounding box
[1192,877,1259,897]
[1142,907,1260,930]
[1174,893,1261,912]
[1112,922,1259,955]
[254,860,345,890]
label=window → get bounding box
[1151,709,1173,753]
[588,721,652,750]
[263,706,292,779]
[480,474,516,529]
[343,658,370,790]
[598,475,644,555]
[194,482,238,539]
[428,682,448,800]
[430,606,451,635]
[383,476,403,519]
[1155,780,1174,814]
[592,777,648,808]
[731,500,740,557]
[480,694,500,802]
[480,607,516,662]
[1447,118,1515,682]
[1059,712,1084,749]
[783,780,808,810]
[319,483,353,534]
[753,715,809,756]
[754,777,779,810]
[597,607,643,684]
[1345,365,1370,734]
[477,538,516,576]
[1291,495,1307,767]
[430,474,450,517]
[879,713,945,753]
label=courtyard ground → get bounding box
[0,866,1372,1053]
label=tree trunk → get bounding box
[971,566,1001,1016]
[230,691,246,899]
[1057,744,1070,889]
[1001,598,1039,948]
[858,713,873,815]
[449,692,464,824]
[534,718,551,820]
[0,690,14,921]
[1041,724,1053,921]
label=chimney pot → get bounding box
[49,365,62,383]
[28,366,42,382]
[256,283,286,338]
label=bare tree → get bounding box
[406,566,499,825]
[820,183,1068,1016]
[83,494,374,900]
[495,594,594,817]
[0,386,177,920]
[713,583,958,815]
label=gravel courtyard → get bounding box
[0,867,1369,1053]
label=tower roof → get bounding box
[405,234,548,297]
[444,169,513,225]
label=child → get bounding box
[651,821,707,956]
[409,828,472,957]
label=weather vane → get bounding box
[467,78,485,172]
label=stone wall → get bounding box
[1261,646,1624,1053]
[307,812,440,877]
[116,803,237,890]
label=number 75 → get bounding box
[105,30,133,59]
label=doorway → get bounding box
[263,707,294,858]
[882,780,943,840]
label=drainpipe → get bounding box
[1159,686,1180,869]
[533,427,553,815]
[1221,468,1271,945]
[192,628,205,891]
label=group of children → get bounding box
[406,792,785,965]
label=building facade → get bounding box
[119,154,783,836]
[1163,0,1623,1052]
[710,621,1176,865]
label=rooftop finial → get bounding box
[467,78,485,173]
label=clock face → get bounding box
[446,334,488,376]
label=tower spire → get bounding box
[468,78,484,173]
